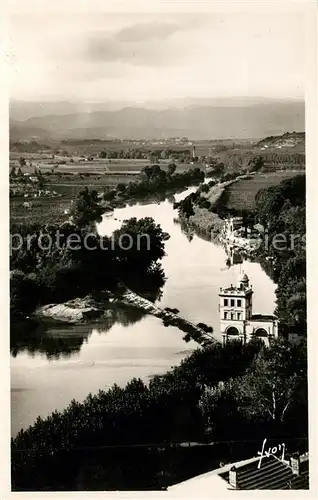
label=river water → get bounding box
[11,187,276,437]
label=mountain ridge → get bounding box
[10,99,305,141]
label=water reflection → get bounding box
[10,305,148,361]
[224,245,244,268]
[176,216,220,245]
[11,324,87,360]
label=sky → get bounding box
[10,11,305,103]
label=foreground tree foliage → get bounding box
[199,338,307,436]
[11,338,307,490]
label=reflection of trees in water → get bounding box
[113,305,146,328]
[11,273,164,360]
[10,320,90,360]
[185,230,194,242]
[121,266,165,303]
[223,243,276,281]
[167,195,176,204]
[224,245,244,268]
[130,187,189,207]
[137,192,167,204]
[92,306,146,333]
[177,218,221,245]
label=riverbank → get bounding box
[100,170,205,214]
[174,171,299,249]
[174,180,229,240]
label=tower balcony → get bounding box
[219,285,253,297]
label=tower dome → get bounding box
[238,271,249,288]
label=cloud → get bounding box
[87,40,175,67]
[10,13,304,102]
[115,22,180,42]
[85,20,194,67]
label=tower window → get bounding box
[230,299,235,307]
[224,312,228,319]
[231,312,235,320]
[237,312,241,320]
[224,299,228,306]
[237,299,242,307]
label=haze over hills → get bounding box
[10,98,304,141]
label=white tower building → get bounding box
[219,272,278,346]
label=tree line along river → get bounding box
[10,186,276,437]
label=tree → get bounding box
[200,183,210,193]
[232,358,298,424]
[112,217,168,276]
[248,156,264,172]
[103,189,116,201]
[116,183,126,193]
[141,165,166,184]
[19,157,26,168]
[160,149,168,160]
[198,338,307,446]
[255,175,306,333]
[10,270,41,317]
[69,188,103,228]
[167,163,177,177]
[177,194,195,218]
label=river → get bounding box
[11,186,276,437]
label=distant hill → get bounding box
[10,98,305,141]
[9,100,133,121]
[9,122,50,142]
[256,131,305,149]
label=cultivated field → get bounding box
[10,152,203,176]
[10,172,134,224]
[219,171,302,212]
[10,148,206,225]
[10,196,70,225]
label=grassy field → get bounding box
[219,171,302,212]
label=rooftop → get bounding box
[167,453,309,493]
[167,456,258,494]
[221,454,309,490]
